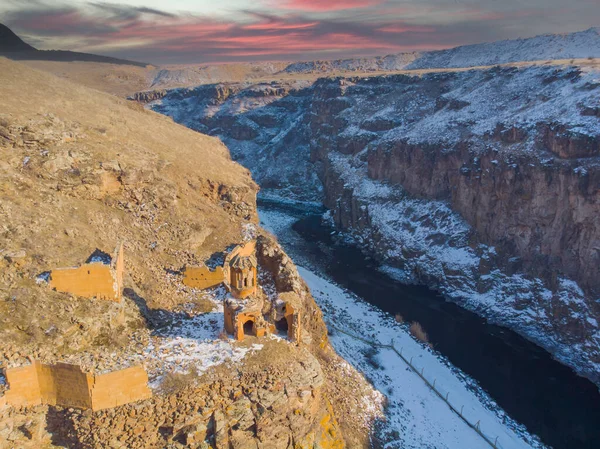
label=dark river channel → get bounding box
[258,198,600,449]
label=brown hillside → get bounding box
[0,56,258,362]
[0,58,379,448]
[20,60,153,97]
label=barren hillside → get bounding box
[0,58,378,448]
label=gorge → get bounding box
[147,61,600,390]
[2,10,600,449]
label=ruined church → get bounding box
[183,240,300,342]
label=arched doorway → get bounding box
[243,319,255,337]
[275,317,289,335]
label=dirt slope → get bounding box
[0,54,258,364]
[0,58,379,448]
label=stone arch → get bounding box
[275,316,290,334]
[242,318,255,338]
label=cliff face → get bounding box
[0,59,380,448]
[366,138,600,295]
[150,63,600,384]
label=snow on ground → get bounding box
[258,205,544,449]
[408,27,600,70]
[326,153,600,382]
[143,285,263,388]
[298,266,544,449]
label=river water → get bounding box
[258,198,600,449]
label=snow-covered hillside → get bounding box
[149,62,600,387]
[409,27,600,69]
[281,28,600,75]
[282,52,420,74]
[149,62,288,89]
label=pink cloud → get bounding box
[244,20,318,31]
[3,1,561,64]
[276,0,384,12]
[379,25,435,33]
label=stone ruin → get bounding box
[223,241,258,299]
[0,361,151,412]
[224,291,301,342]
[0,239,300,416]
[40,243,124,302]
[183,241,301,342]
[183,241,258,298]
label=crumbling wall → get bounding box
[182,266,224,289]
[49,265,118,300]
[90,366,152,411]
[48,243,124,302]
[1,361,151,411]
[226,309,265,341]
[37,362,93,409]
[272,293,301,343]
[224,299,268,341]
[1,363,43,408]
[113,243,124,299]
[256,235,328,347]
[277,294,301,342]
[224,302,236,336]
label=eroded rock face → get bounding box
[365,140,600,294]
[150,64,600,383]
[129,90,167,104]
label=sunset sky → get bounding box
[1,0,598,64]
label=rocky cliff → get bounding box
[0,58,380,448]
[150,63,600,384]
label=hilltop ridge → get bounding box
[283,27,600,75]
[0,23,36,52]
[0,23,149,67]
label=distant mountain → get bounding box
[0,23,36,52]
[408,27,600,69]
[282,52,420,74]
[282,27,600,75]
[0,23,148,67]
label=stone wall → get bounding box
[1,363,44,408]
[1,361,151,411]
[42,342,347,449]
[38,362,93,409]
[48,243,124,302]
[182,266,224,289]
[89,366,152,411]
[275,292,301,342]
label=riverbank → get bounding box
[258,199,600,449]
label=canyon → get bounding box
[148,50,600,386]
[2,24,600,449]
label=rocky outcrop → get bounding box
[256,236,328,347]
[44,343,344,449]
[365,139,600,295]
[129,90,166,104]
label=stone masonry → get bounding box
[0,361,151,412]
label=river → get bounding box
[258,198,600,449]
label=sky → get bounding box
[1,0,598,65]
